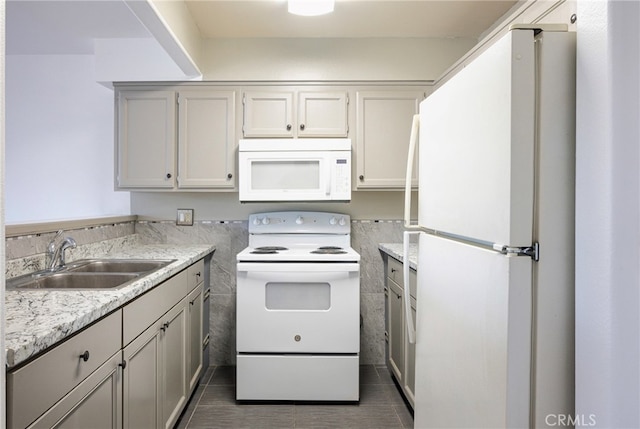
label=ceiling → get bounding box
[7,0,519,55]
[184,0,519,39]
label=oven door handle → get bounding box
[237,263,360,273]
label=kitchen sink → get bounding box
[13,272,140,290]
[6,259,176,290]
[65,259,175,273]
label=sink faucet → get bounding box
[46,231,77,271]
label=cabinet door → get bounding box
[123,321,162,429]
[243,91,294,137]
[187,283,204,393]
[161,300,189,429]
[28,353,122,429]
[387,279,405,383]
[178,90,236,188]
[355,90,424,189]
[404,296,417,409]
[298,91,349,137]
[117,90,176,188]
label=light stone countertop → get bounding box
[379,242,419,270]
[5,243,215,368]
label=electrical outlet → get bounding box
[176,209,194,226]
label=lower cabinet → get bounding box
[29,353,123,429]
[384,255,417,409]
[7,258,209,429]
[123,296,188,429]
[7,311,122,429]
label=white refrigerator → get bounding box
[403,27,576,428]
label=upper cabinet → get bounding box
[178,90,236,188]
[114,82,430,192]
[115,86,236,191]
[355,89,426,189]
[242,90,349,138]
[116,89,176,189]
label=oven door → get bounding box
[236,262,360,353]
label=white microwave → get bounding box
[238,139,351,202]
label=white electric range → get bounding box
[236,211,361,401]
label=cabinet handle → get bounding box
[161,322,170,332]
[119,360,127,370]
[79,351,90,362]
[227,173,233,179]
[391,268,397,273]
[166,173,172,179]
[359,175,364,181]
[189,299,196,306]
[196,272,202,278]
[300,124,305,130]
[286,124,292,131]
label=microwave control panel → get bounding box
[333,157,351,196]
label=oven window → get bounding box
[265,282,330,310]
[251,161,320,190]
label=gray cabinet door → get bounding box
[387,279,405,383]
[243,91,294,137]
[161,300,189,429]
[187,283,204,393]
[178,90,236,188]
[355,90,424,189]
[116,90,176,189]
[123,320,163,429]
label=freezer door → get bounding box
[414,233,532,429]
[419,29,535,246]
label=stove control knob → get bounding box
[339,217,346,226]
[253,217,261,226]
[262,217,270,225]
[296,216,304,225]
[329,217,337,225]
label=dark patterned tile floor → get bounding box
[176,365,413,429]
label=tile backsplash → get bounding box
[5,218,404,366]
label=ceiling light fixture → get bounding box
[288,0,335,16]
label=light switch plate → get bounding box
[176,209,194,226]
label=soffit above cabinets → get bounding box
[7,0,519,56]
[185,0,519,39]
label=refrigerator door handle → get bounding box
[403,231,417,344]
[404,114,425,232]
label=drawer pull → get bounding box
[119,360,127,370]
[79,351,90,362]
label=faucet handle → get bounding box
[47,230,63,253]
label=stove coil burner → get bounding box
[250,246,288,254]
[311,246,347,255]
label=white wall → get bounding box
[5,54,130,223]
[575,0,640,427]
[201,37,475,81]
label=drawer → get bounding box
[123,269,188,346]
[237,354,359,401]
[188,258,205,290]
[387,256,417,299]
[8,310,122,429]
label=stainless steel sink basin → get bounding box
[13,272,141,290]
[6,258,176,290]
[66,259,175,273]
